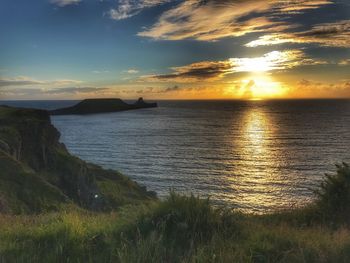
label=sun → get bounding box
[239,76,287,100]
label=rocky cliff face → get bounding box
[0,106,155,213]
[0,108,61,169]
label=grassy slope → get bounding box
[0,151,68,213]
[1,192,350,262]
[0,105,155,213]
[1,163,350,262]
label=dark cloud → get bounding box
[144,60,233,82]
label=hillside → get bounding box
[0,105,155,213]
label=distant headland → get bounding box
[49,97,157,115]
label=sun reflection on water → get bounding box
[245,109,269,154]
[228,104,287,213]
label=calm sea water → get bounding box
[2,100,350,213]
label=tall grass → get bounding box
[1,165,350,262]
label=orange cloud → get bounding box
[142,50,327,83]
[138,0,333,41]
[246,20,350,48]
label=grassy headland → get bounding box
[0,105,155,213]
[0,105,350,262]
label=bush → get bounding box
[316,163,350,223]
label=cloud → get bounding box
[273,0,334,13]
[142,60,233,82]
[138,0,332,41]
[164,85,180,92]
[338,59,350,66]
[143,50,327,82]
[0,77,81,87]
[0,87,109,97]
[92,70,110,74]
[46,87,108,94]
[50,0,81,7]
[125,69,139,74]
[109,0,170,20]
[292,79,350,98]
[0,78,44,87]
[246,20,350,48]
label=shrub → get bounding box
[316,163,350,223]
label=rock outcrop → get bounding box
[0,106,156,213]
[50,97,157,115]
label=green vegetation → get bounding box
[1,164,350,262]
[1,105,350,262]
[0,106,155,213]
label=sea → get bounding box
[1,99,350,213]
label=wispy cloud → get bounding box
[0,87,108,97]
[338,59,350,66]
[273,0,334,13]
[164,85,180,92]
[109,0,170,20]
[92,70,110,74]
[46,87,108,94]
[138,0,332,41]
[142,60,233,82]
[246,20,350,48]
[143,50,327,82]
[124,69,139,74]
[50,0,81,7]
[292,79,350,98]
[0,78,44,87]
[0,77,81,87]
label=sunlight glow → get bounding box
[237,76,287,100]
[250,77,286,99]
[231,50,303,73]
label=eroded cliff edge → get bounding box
[0,106,156,213]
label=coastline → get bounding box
[0,105,350,261]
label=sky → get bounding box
[0,0,349,100]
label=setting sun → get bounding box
[237,76,287,100]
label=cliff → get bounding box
[50,97,157,115]
[0,106,156,213]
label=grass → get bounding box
[0,200,349,262]
[2,163,350,262]
[0,151,68,213]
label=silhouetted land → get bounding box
[49,97,157,115]
[1,105,350,262]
